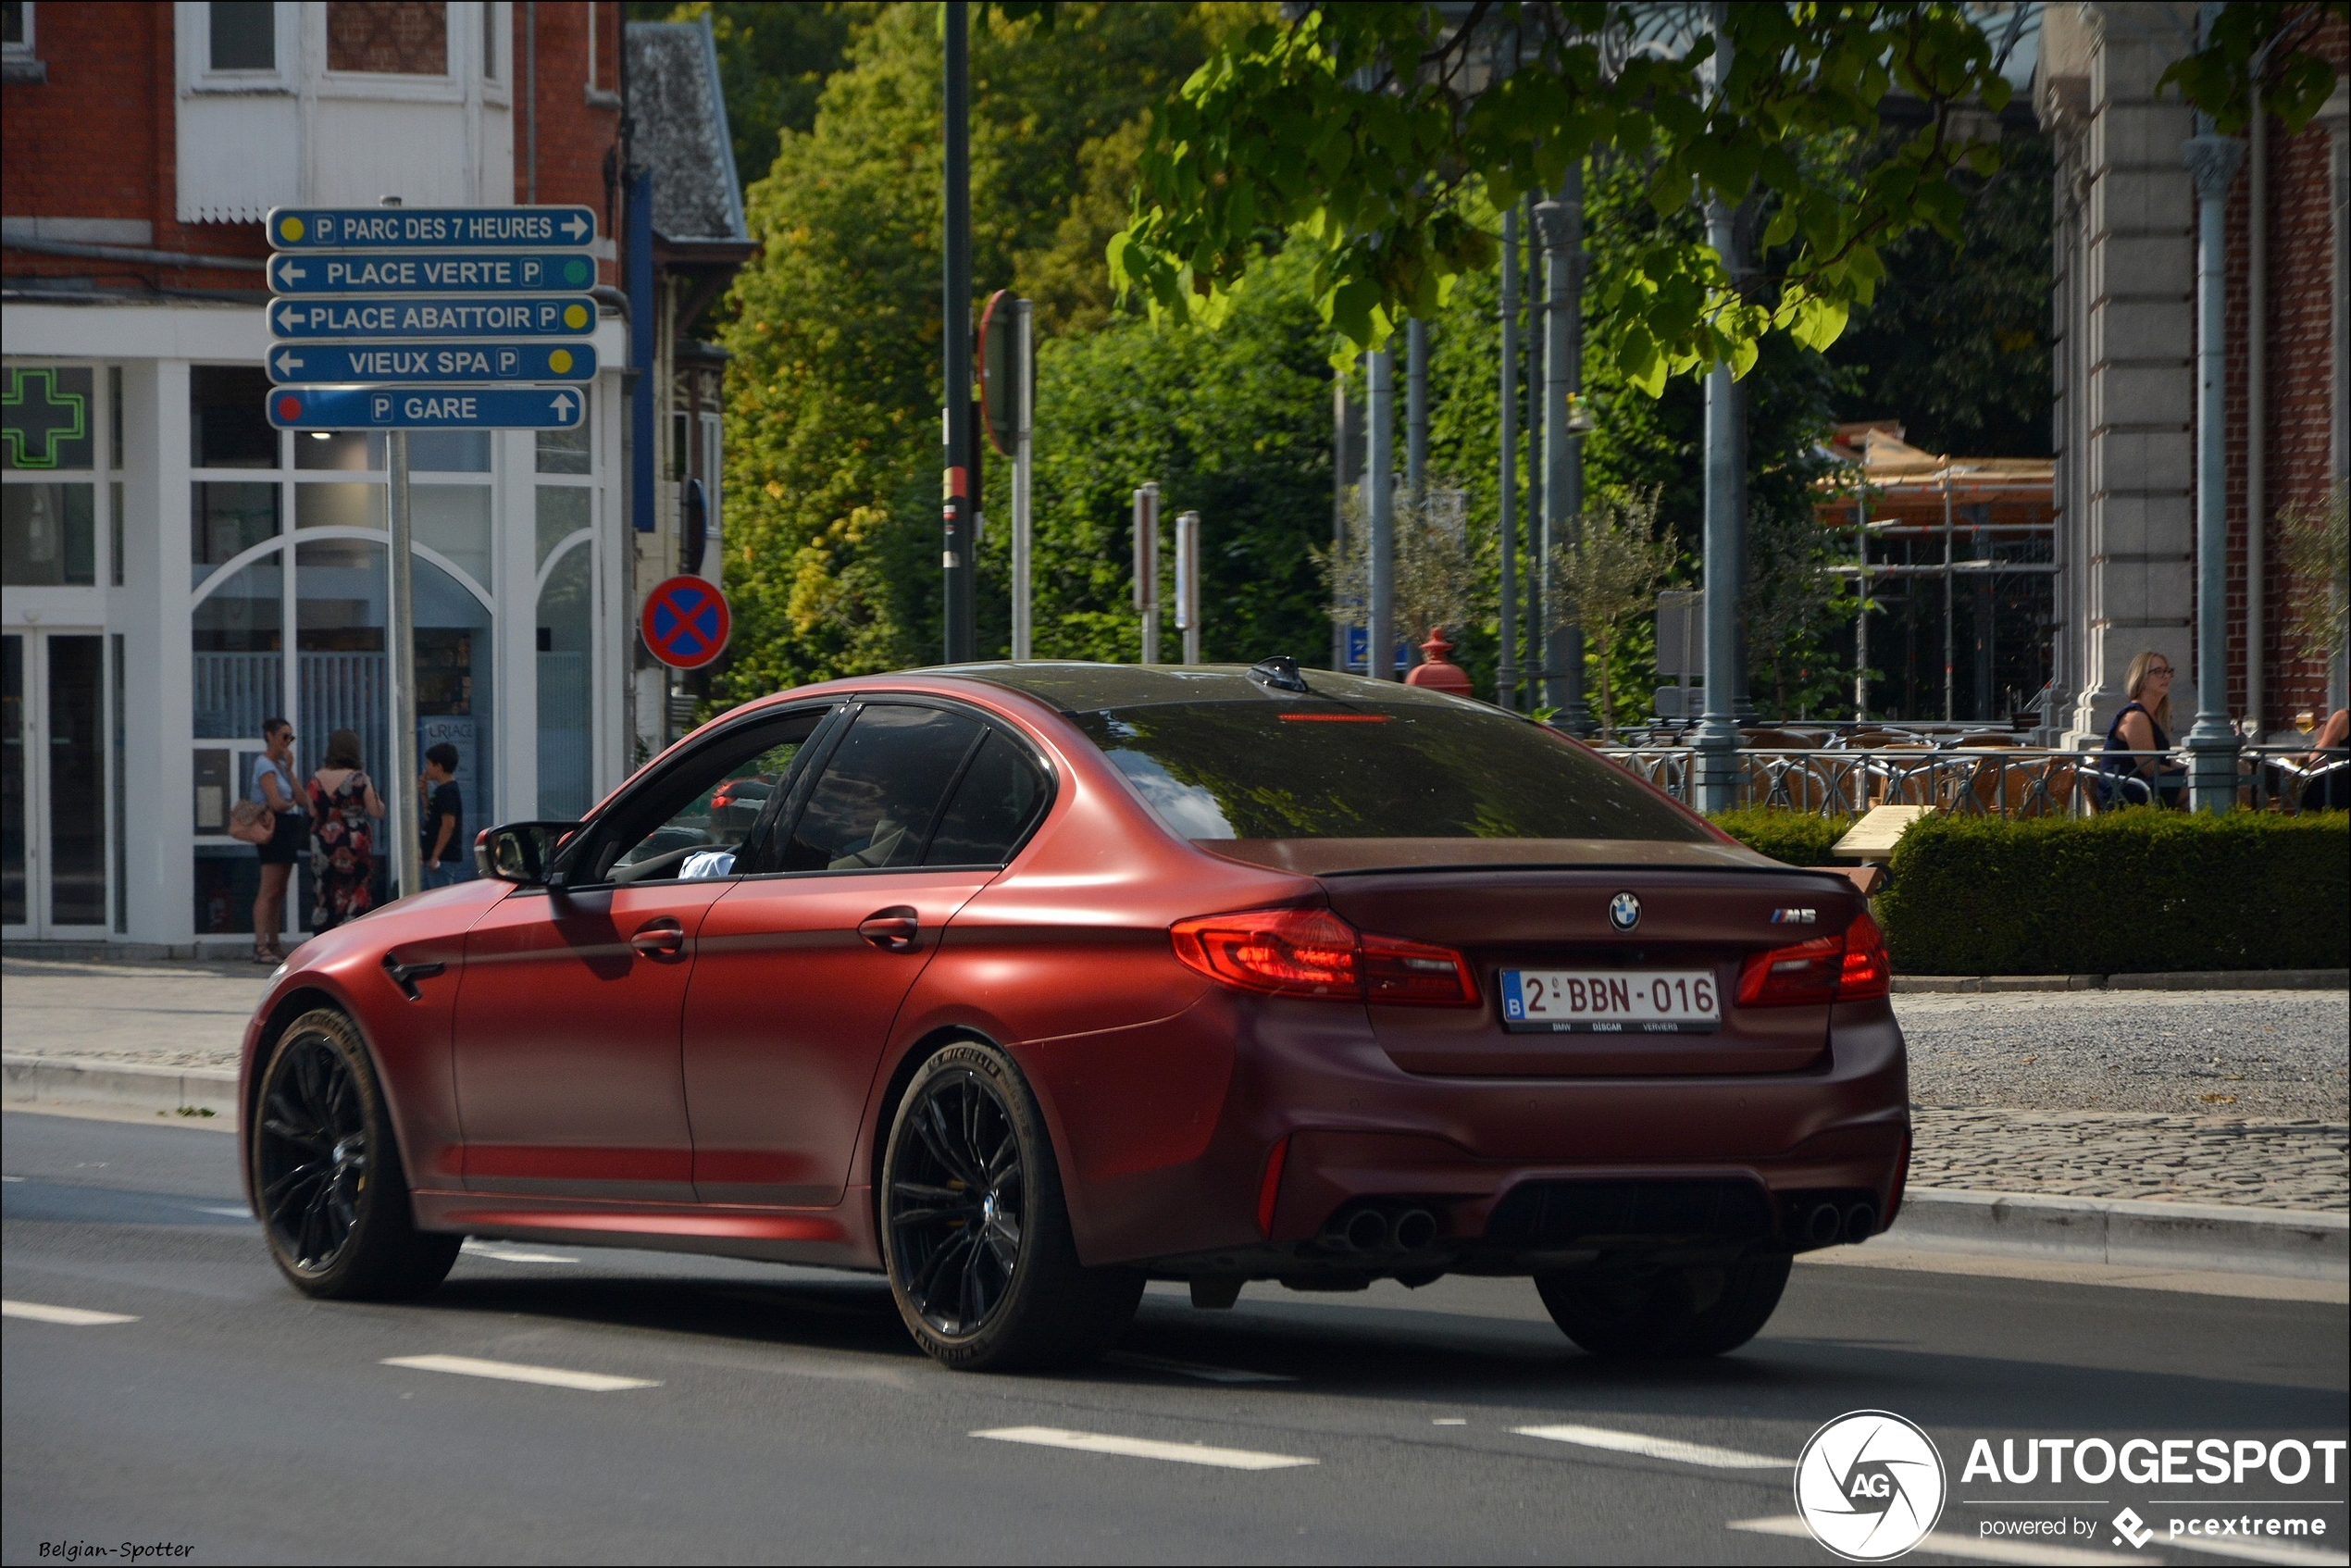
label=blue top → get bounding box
[252,755,303,814]
[2099,701,2168,777]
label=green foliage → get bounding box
[1710,808,1853,867]
[1827,132,2053,457]
[2274,483,2349,671]
[994,246,1336,665]
[714,2,1217,705]
[628,2,869,185]
[1113,4,2022,385]
[1876,812,2351,975]
[2158,3,2347,136]
[1550,492,1674,738]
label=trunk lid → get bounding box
[1315,864,1863,1077]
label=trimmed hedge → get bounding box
[1712,807,1854,867]
[1875,811,2349,975]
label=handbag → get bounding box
[229,799,276,844]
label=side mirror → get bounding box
[475,821,579,886]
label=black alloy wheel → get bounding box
[880,1040,1142,1371]
[253,1009,460,1300]
[258,1029,369,1272]
[888,1065,1026,1337]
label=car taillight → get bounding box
[1737,911,1892,1006]
[1839,911,1892,1000]
[1170,906,1476,1006]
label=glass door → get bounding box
[0,629,110,937]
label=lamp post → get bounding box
[939,0,975,663]
[1497,205,1520,709]
[1366,347,1397,679]
[2184,110,2244,812]
[1535,175,1590,731]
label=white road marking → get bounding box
[973,1426,1316,1471]
[1433,1418,1469,1426]
[381,1355,657,1392]
[1516,1424,1789,1470]
[461,1240,579,1264]
[1104,1350,1296,1384]
[196,1205,253,1218]
[3,1299,139,1326]
[1732,1515,2149,1565]
[2,1175,24,1182]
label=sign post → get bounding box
[1131,482,1160,666]
[1175,510,1201,665]
[267,200,598,904]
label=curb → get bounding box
[1893,968,2348,993]
[3,1054,240,1123]
[1888,1188,2348,1282]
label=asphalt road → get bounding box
[6,1111,2345,1566]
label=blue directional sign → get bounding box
[267,385,586,431]
[267,342,596,385]
[269,296,597,340]
[268,206,596,250]
[269,251,600,296]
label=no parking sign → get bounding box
[641,575,731,670]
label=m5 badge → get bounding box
[1772,908,1817,925]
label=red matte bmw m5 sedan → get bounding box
[238,659,1909,1370]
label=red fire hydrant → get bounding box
[1403,627,1473,697]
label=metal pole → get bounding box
[1012,297,1034,660]
[1942,465,1955,723]
[1332,370,1350,671]
[1497,205,1520,710]
[1406,317,1428,504]
[1536,187,1589,730]
[1854,483,1871,720]
[2245,82,2267,740]
[388,428,420,902]
[1693,194,1743,812]
[1176,510,1201,664]
[1522,195,1544,703]
[940,0,976,663]
[2185,81,2245,812]
[1366,347,1396,679]
[1132,482,1160,664]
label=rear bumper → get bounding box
[1039,990,1909,1275]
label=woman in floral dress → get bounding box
[307,728,385,930]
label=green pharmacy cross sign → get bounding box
[2,367,88,470]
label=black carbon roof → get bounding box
[926,661,1478,713]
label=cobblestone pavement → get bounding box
[6,957,2347,1212]
[1909,1108,2347,1212]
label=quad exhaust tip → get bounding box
[1321,1202,1440,1254]
[1799,1199,1878,1248]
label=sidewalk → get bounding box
[6,955,2346,1216]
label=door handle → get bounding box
[630,919,686,958]
[857,907,920,951]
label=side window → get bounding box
[595,716,819,884]
[779,705,981,873]
[925,731,1047,866]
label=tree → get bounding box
[1323,482,1486,658]
[1112,3,2024,387]
[1549,492,1674,737]
[714,3,1220,707]
[2276,483,2349,679]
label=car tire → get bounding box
[253,1008,461,1300]
[1535,1253,1791,1359]
[880,1039,1142,1372]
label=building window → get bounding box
[481,0,497,81]
[4,364,97,587]
[208,0,275,71]
[3,2,30,51]
[327,0,448,76]
[536,541,592,819]
[190,367,275,469]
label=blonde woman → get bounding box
[2097,650,2184,807]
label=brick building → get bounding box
[1,2,745,947]
[2039,3,2349,748]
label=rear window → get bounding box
[1073,702,1708,842]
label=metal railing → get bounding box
[1594,741,2350,818]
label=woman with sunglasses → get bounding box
[2097,650,2186,808]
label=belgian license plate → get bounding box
[1499,969,1721,1033]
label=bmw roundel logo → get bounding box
[1609,891,1641,932]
